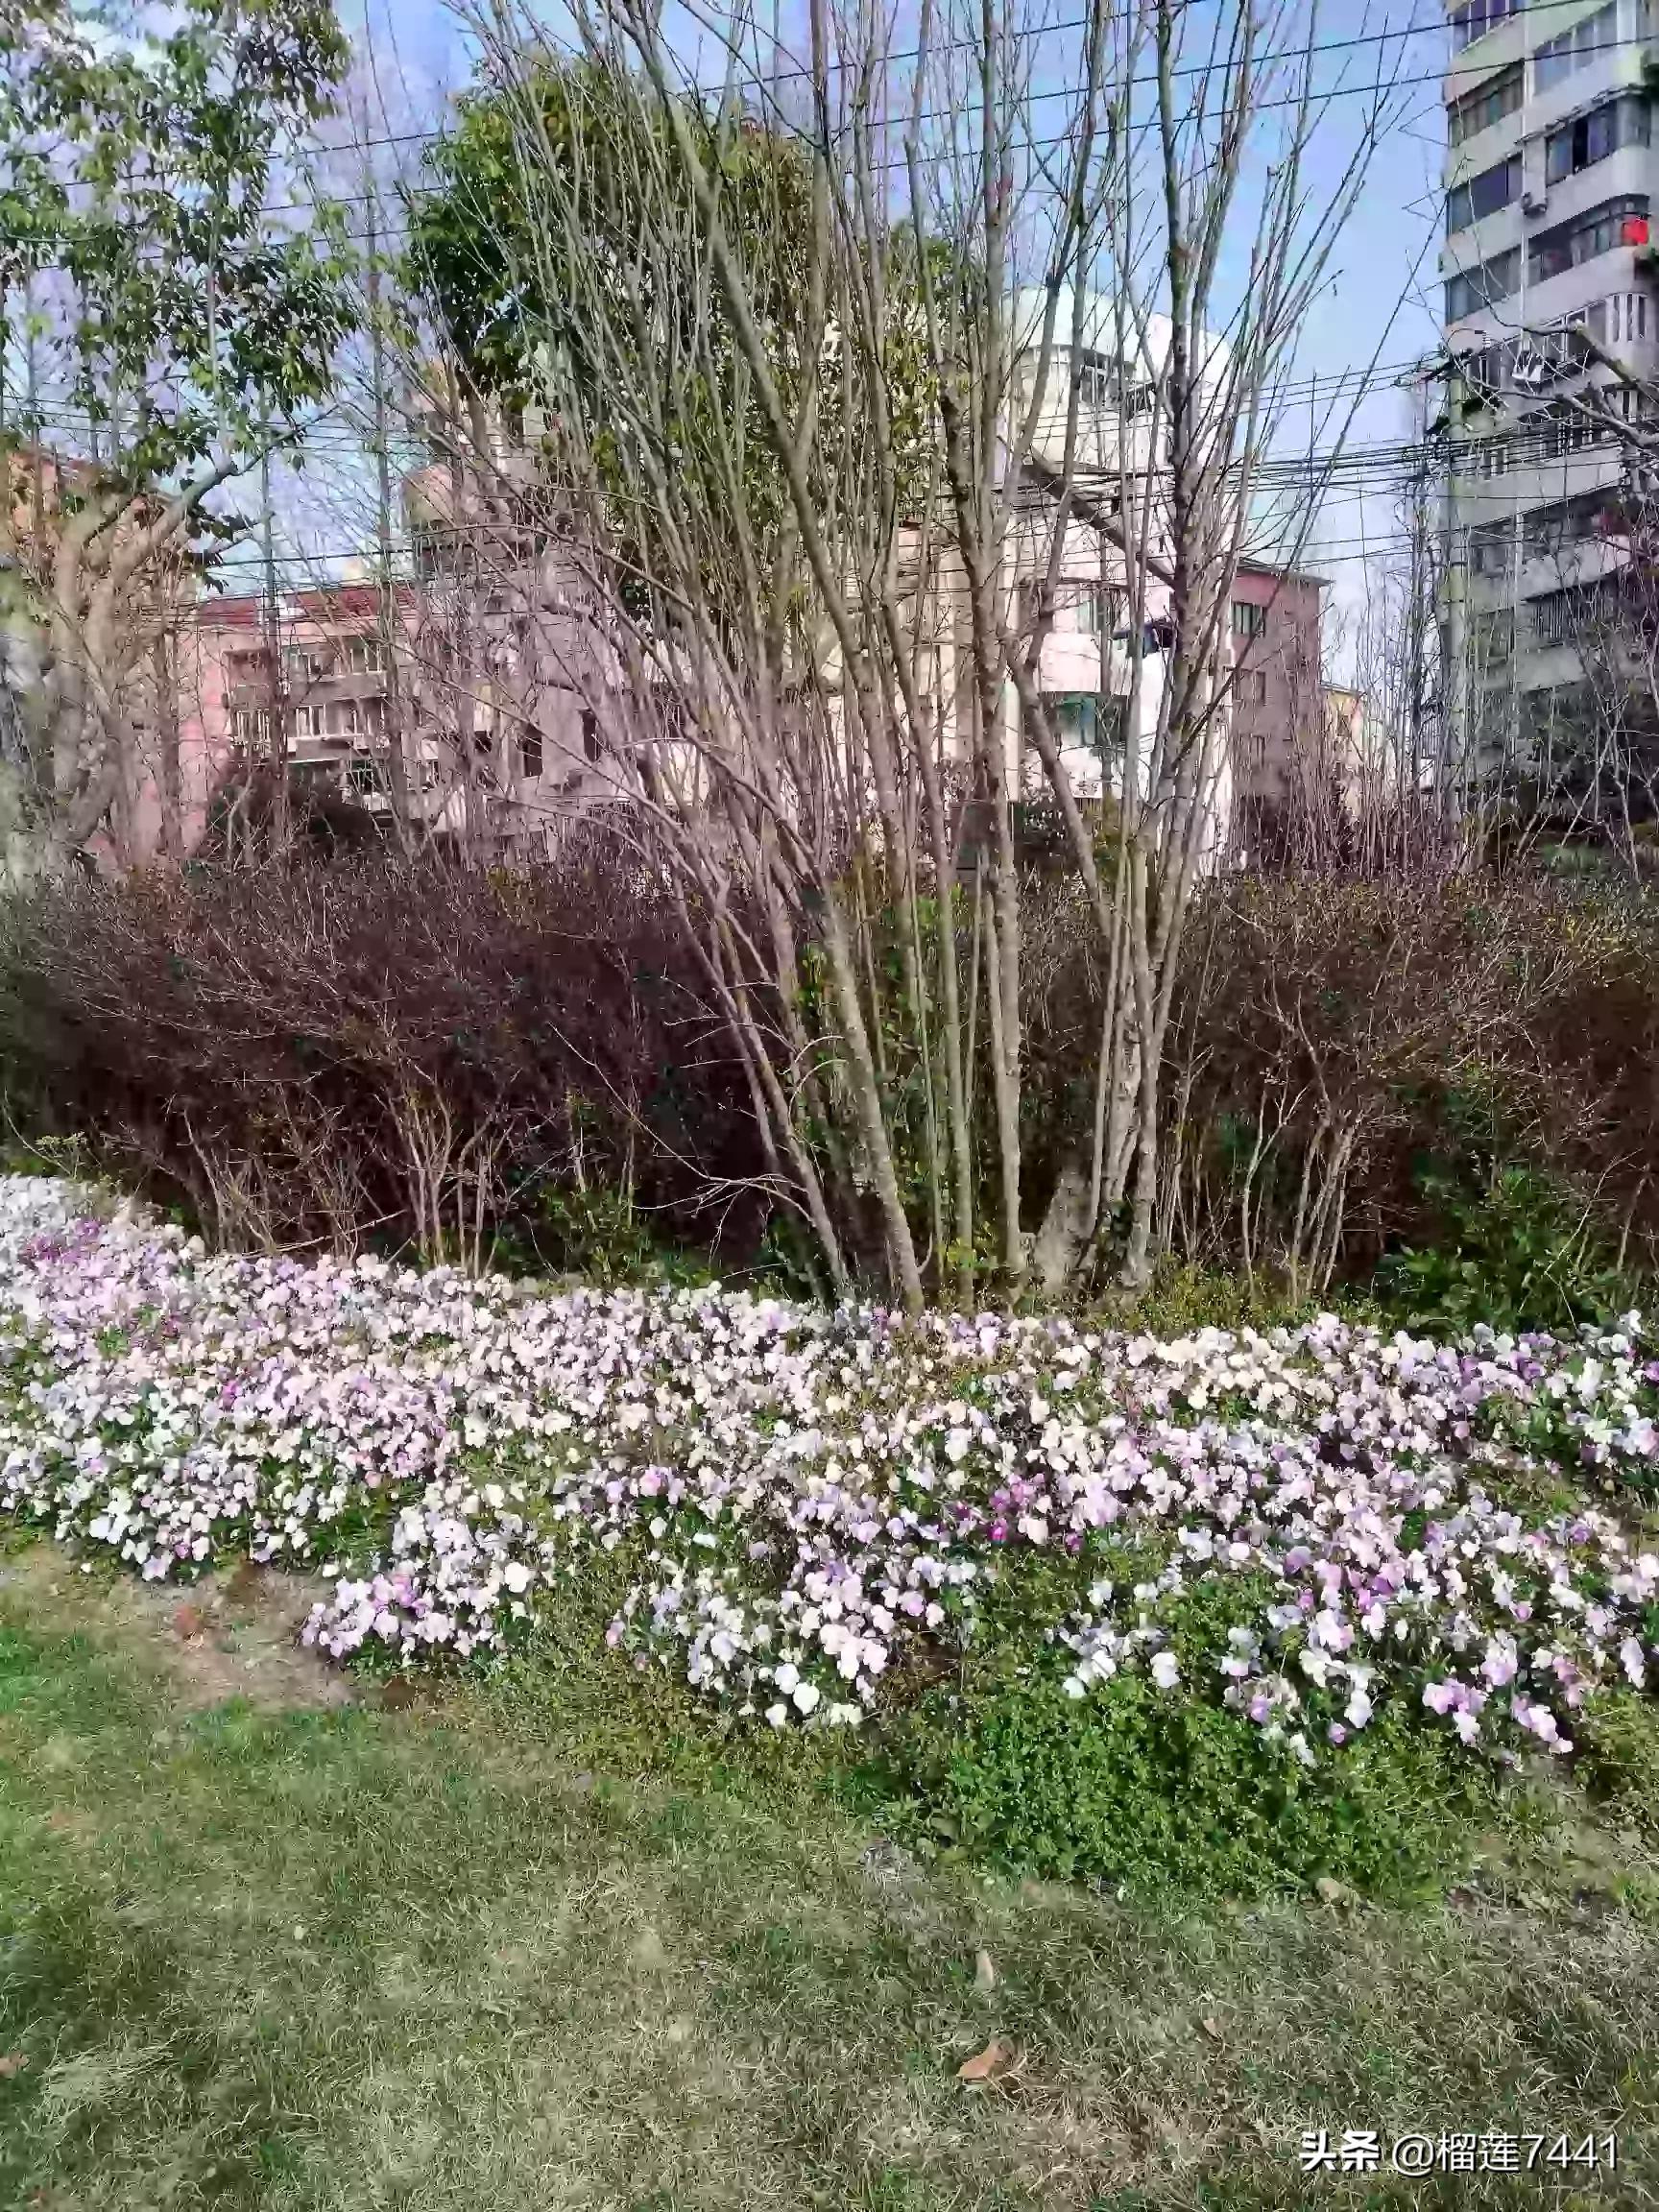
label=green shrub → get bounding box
[1373,1163,1645,1337]
[898,1675,1486,1903]
[527,1183,709,1287]
[864,1573,1493,1904]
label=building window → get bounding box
[1449,61,1524,147]
[1235,668,1268,707]
[344,634,385,675]
[1445,247,1521,322]
[1452,0,1523,54]
[1524,491,1631,560]
[1546,96,1650,187]
[1076,349,1116,406]
[1528,197,1651,287]
[1609,291,1648,345]
[228,708,272,748]
[1446,154,1522,236]
[1531,583,1614,646]
[519,725,543,780]
[1231,600,1267,639]
[1458,433,1508,479]
[1043,693,1124,756]
[1469,519,1515,576]
[345,757,384,799]
[1470,610,1514,665]
[286,646,335,683]
[1533,0,1617,93]
[1075,584,1120,636]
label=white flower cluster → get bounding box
[2,1175,1656,1762]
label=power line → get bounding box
[0,6,1490,237]
[7,0,1647,249]
[321,0,1638,155]
[6,349,1438,439]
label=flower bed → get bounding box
[2,1175,1657,1768]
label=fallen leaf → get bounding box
[1200,2016,1223,2042]
[172,1604,205,1643]
[0,2052,27,2078]
[222,1560,262,1608]
[956,2036,1016,2084]
[974,1948,997,1994]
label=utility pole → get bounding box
[365,187,413,850]
[1441,353,1469,821]
[445,355,481,862]
[259,430,289,857]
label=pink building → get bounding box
[1228,558,1327,821]
[128,569,632,863]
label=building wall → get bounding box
[1227,563,1325,808]
[1441,0,1659,740]
[125,562,637,864]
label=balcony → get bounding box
[283,668,392,704]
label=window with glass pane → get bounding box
[1547,97,1650,186]
[1449,63,1523,148]
[1534,0,1616,92]
[1054,695,1094,748]
[1043,694,1123,756]
[1470,521,1513,575]
[1528,197,1650,287]
[1445,248,1521,320]
[1472,610,1514,662]
[1447,155,1521,234]
[1076,585,1118,636]
[1453,0,1524,53]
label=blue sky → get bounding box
[324,0,1451,625]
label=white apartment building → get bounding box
[998,289,1236,867]
[1441,0,1659,770]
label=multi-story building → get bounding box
[997,296,1350,860]
[1441,0,1659,779]
[980,292,1234,868]
[165,586,448,854]
[1228,560,1325,813]
[163,571,626,862]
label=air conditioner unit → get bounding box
[1521,187,1547,216]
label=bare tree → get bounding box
[400,0,1392,1310]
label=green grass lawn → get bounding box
[2,1551,1657,2212]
